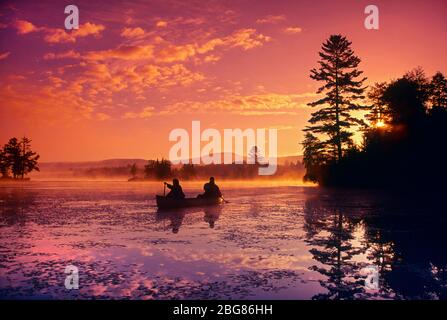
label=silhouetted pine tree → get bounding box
[302,133,326,182]
[2,137,39,179]
[4,138,21,178]
[0,147,8,178]
[366,82,391,127]
[18,137,40,178]
[430,72,447,109]
[305,35,367,162]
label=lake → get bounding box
[0,181,446,300]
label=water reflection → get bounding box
[203,206,221,229]
[303,189,447,299]
[1,182,447,299]
[0,188,36,227]
[156,209,186,234]
[155,205,222,233]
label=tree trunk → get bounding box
[335,62,342,162]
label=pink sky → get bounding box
[1,0,446,161]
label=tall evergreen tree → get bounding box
[248,146,265,165]
[305,35,367,162]
[18,137,40,178]
[4,137,22,178]
[0,147,9,178]
[366,82,390,127]
[430,71,447,109]
[302,133,326,182]
[3,137,40,179]
[404,67,430,106]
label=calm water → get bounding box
[0,181,446,300]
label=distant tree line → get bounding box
[73,157,303,180]
[303,34,447,188]
[0,137,40,179]
[126,158,304,181]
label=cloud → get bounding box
[204,55,220,63]
[14,20,38,34]
[160,92,317,115]
[43,22,105,43]
[123,106,154,119]
[133,64,205,87]
[96,113,112,121]
[0,76,95,123]
[0,56,207,125]
[0,52,11,60]
[85,45,154,61]
[283,27,302,34]
[256,15,286,24]
[76,62,204,99]
[83,28,270,64]
[156,43,196,63]
[226,28,271,50]
[14,20,105,43]
[43,50,81,60]
[121,27,145,38]
[156,20,168,28]
[3,12,277,125]
[196,28,270,54]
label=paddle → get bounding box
[163,182,166,196]
[221,197,230,204]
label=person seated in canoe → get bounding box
[164,179,185,199]
[198,177,222,199]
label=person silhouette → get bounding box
[199,177,222,198]
[164,178,185,199]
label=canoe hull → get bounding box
[156,195,223,209]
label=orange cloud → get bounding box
[123,106,154,119]
[120,27,145,38]
[156,20,168,28]
[96,112,112,121]
[83,28,270,64]
[160,92,317,115]
[227,28,271,50]
[256,15,286,24]
[283,26,302,34]
[196,29,270,54]
[14,20,38,34]
[14,20,105,43]
[156,44,196,63]
[134,64,205,87]
[43,50,81,60]
[85,45,154,61]
[43,22,105,43]
[0,77,95,124]
[204,55,220,63]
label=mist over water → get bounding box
[1,181,446,299]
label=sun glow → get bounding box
[375,120,386,128]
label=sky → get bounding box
[0,0,446,162]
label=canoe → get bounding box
[156,195,223,209]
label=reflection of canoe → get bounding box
[156,195,223,209]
